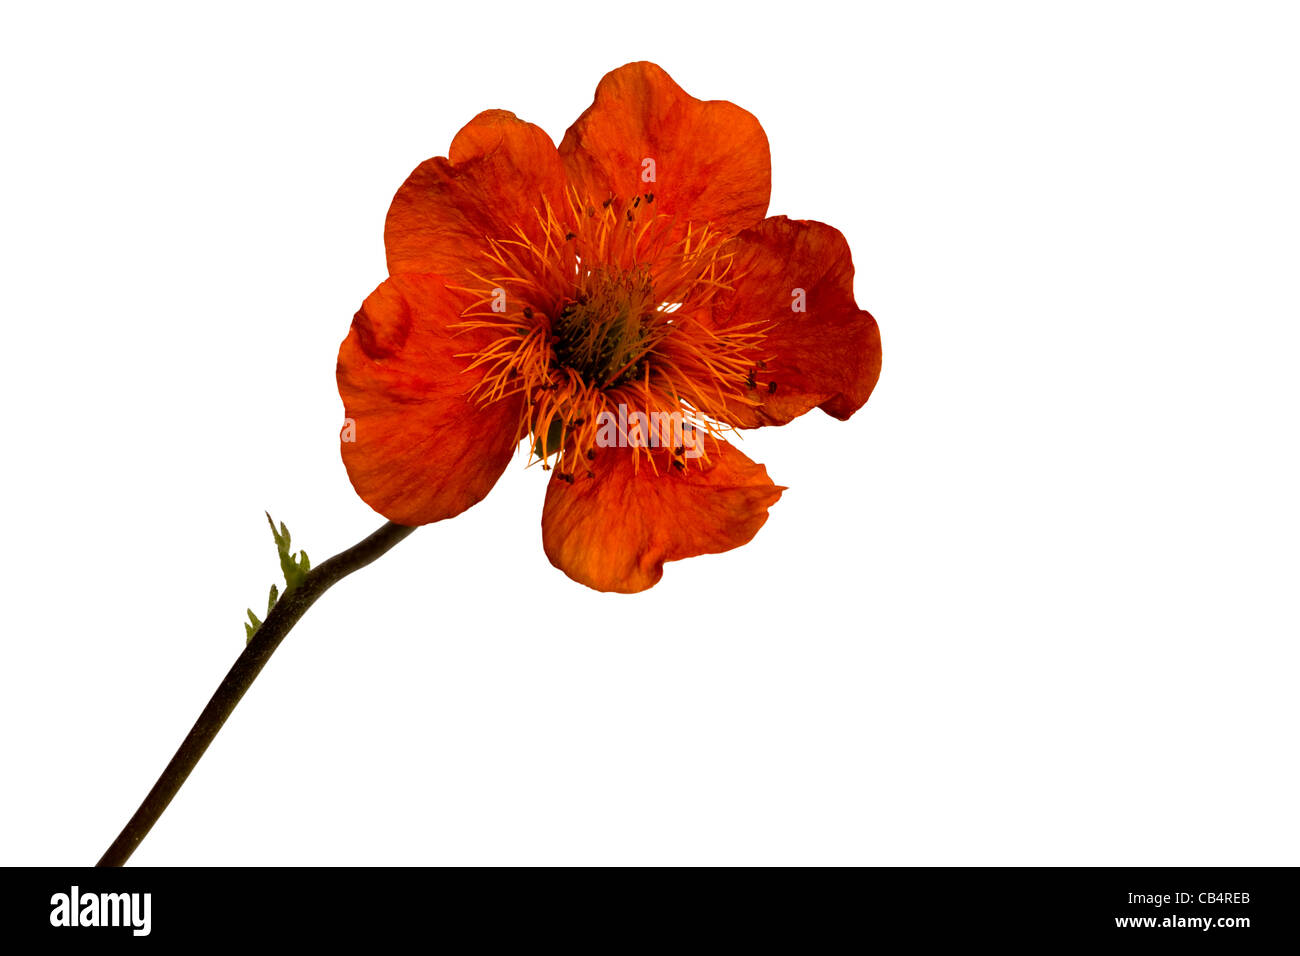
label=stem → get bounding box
[97,520,417,866]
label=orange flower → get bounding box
[338,62,882,592]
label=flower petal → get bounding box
[541,441,784,593]
[559,62,770,240]
[385,110,568,278]
[337,274,522,525]
[712,216,882,426]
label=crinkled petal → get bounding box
[337,274,522,525]
[712,216,882,426]
[541,441,783,592]
[559,62,770,241]
[385,110,568,278]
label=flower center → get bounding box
[451,190,769,476]
[552,265,655,388]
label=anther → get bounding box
[523,307,533,319]
[768,381,778,394]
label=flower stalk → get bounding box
[97,520,416,866]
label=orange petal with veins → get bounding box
[338,274,523,525]
[559,62,770,243]
[542,440,784,593]
[385,110,568,279]
[711,216,882,426]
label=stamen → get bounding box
[449,187,772,473]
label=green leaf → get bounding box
[242,513,313,642]
[268,512,309,591]
[245,608,263,644]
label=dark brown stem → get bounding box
[97,520,417,866]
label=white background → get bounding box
[2,1,1296,866]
